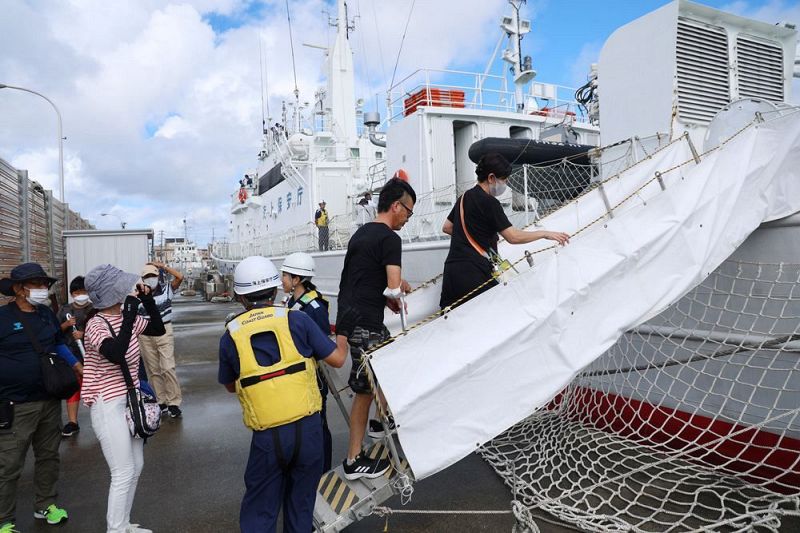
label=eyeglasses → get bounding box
[397,201,414,217]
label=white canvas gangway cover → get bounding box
[371,112,800,480]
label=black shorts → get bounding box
[347,326,390,395]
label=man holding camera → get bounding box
[138,262,184,418]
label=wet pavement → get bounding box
[10,297,795,532]
[10,296,536,533]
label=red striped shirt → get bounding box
[82,313,149,405]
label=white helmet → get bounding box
[281,252,315,278]
[233,256,281,295]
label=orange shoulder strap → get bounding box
[459,192,489,259]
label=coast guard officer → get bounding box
[218,256,347,533]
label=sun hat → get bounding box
[84,264,140,309]
[0,263,57,296]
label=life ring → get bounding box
[238,188,248,204]
[392,169,409,182]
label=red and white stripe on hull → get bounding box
[551,387,800,495]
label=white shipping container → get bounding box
[63,229,154,299]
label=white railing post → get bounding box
[523,165,529,226]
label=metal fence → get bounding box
[0,157,93,304]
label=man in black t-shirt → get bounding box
[440,153,569,309]
[336,178,415,480]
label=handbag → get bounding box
[98,317,161,439]
[11,303,80,400]
[458,194,517,284]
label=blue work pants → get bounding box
[240,413,323,533]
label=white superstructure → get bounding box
[214,0,600,317]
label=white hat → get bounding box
[233,256,280,295]
[281,252,315,278]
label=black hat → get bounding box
[0,263,57,296]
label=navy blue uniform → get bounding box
[218,308,335,533]
[287,291,333,472]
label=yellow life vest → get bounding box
[227,307,322,430]
[316,209,328,227]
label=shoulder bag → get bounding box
[10,303,80,400]
[97,317,161,439]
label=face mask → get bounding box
[26,288,50,306]
[144,278,159,289]
[73,294,91,306]
[489,180,508,197]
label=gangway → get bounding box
[314,110,800,530]
[313,437,411,532]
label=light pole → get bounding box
[100,212,127,229]
[0,84,64,203]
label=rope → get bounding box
[388,0,416,91]
[285,0,299,96]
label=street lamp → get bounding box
[100,212,127,229]
[0,84,64,203]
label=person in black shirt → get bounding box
[440,152,569,309]
[56,276,93,437]
[336,178,415,480]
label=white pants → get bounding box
[90,395,144,533]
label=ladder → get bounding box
[313,438,410,532]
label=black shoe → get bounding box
[367,418,395,439]
[342,454,391,480]
[61,422,80,437]
[167,405,182,418]
[159,404,168,415]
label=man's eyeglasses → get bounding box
[397,201,414,217]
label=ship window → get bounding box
[375,151,383,158]
[510,126,532,139]
[286,192,292,209]
[351,148,360,158]
[297,187,303,206]
[278,198,283,212]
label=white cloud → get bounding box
[0,0,510,239]
[568,41,602,89]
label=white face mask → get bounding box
[26,288,50,306]
[73,294,91,306]
[144,277,159,289]
[489,180,508,197]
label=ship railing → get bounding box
[386,68,588,124]
[368,160,387,190]
[230,183,258,209]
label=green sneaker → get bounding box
[0,523,19,533]
[33,503,68,525]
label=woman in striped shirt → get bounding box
[83,265,165,533]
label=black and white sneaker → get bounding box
[367,418,395,439]
[342,454,391,480]
[61,422,80,437]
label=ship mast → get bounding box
[325,0,357,145]
[501,0,536,112]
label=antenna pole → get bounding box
[259,35,267,134]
